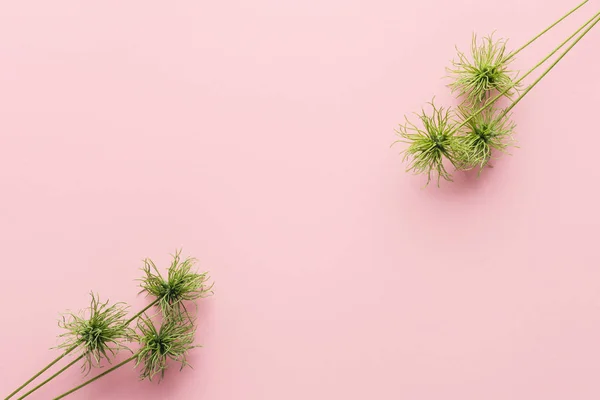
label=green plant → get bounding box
[4,250,212,400]
[447,34,517,104]
[396,3,600,186]
[135,315,197,381]
[9,296,159,400]
[394,101,467,186]
[56,293,132,374]
[455,105,516,172]
[52,316,198,399]
[139,249,214,318]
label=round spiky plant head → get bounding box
[447,34,518,105]
[57,293,132,373]
[394,100,467,186]
[139,250,213,318]
[455,105,517,172]
[134,315,197,381]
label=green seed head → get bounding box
[134,315,197,381]
[57,293,132,373]
[455,105,517,172]
[394,100,467,186]
[447,34,518,105]
[139,250,213,318]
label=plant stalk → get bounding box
[3,346,77,400]
[501,13,600,116]
[52,355,137,400]
[505,0,589,61]
[16,356,84,400]
[451,10,600,136]
[4,298,159,400]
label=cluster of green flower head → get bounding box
[56,250,212,382]
[136,250,213,380]
[57,293,132,374]
[396,34,518,186]
[135,313,197,381]
[140,250,214,319]
[448,34,517,105]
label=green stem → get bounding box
[505,0,589,61]
[451,10,600,135]
[52,355,137,400]
[3,346,77,400]
[124,298,160,325]
[4,298,159,400]
[501,13,600,117]
[16,355,85,400]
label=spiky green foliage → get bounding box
[57,293,132,373]
[135,315,197,381]
[395,101,467,186]
[139,250,213,318]
[456,105,516,172]
[447,34,518,104]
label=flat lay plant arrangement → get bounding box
[3,250,213,400]
[395,1,600,186]
[3,2,600,399]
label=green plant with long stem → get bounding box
[397,3,600,185]
[12,298,157,400]
[52,315,198,399]
[447,0,589,106]
[4,250,212,400]
[455,10,600,134]
[55,294,133,374]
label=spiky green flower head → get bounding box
[57,293,132,373]
[140,250,213,318]
[447,34,518,105]
[135,315,197,381]
[394,100,467,186]
[455,105,516,172]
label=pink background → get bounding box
[1,0,600,399]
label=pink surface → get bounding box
[1,1,600,399]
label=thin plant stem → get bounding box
[505,0,589,61]
[3,346,77,400]
[16,356,85,400]
[52,355,137,400]
[4,299,159,400]
[451,10,600,136]
[501,14,600,116]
